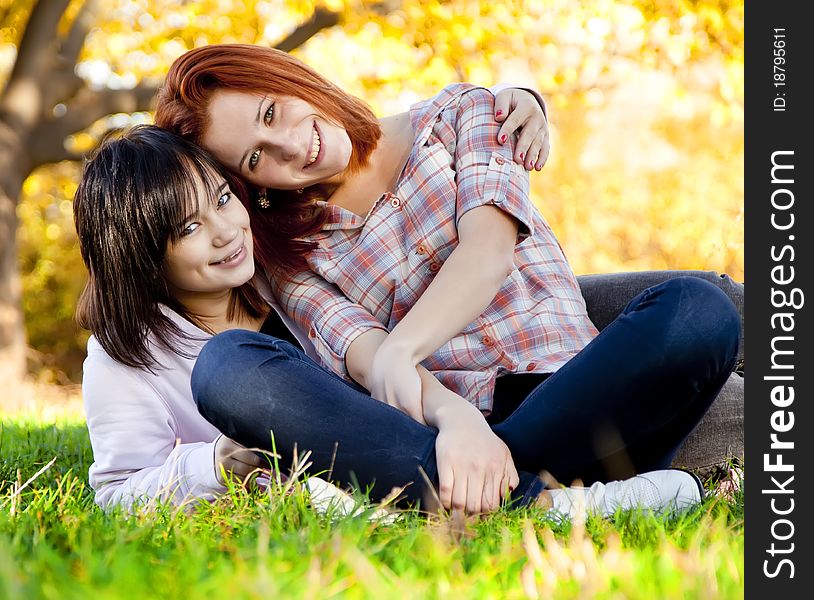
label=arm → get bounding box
[83,351,226,510]
[274,269,388,379]
[370,88,532,406]
[347,328,519,513]
[376,204,518,368]
[282,262,522,514]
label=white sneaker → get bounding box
[305,477,398,523]
[547,469,704,521]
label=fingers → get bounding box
[493,89,512,123]
[533,124,550,171]
[513,124,537,169]
[497,110,527,149]
[215,435,268,484]
[221,457,261,480]
[496,458,520,504]
[451,473,469,514]
[524,125,550,171]
[439,462,455,511]
[508,464,520,494]
[535,138,550,171]
[481,472,499,514]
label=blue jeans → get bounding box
[192,277,740,506]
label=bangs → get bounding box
[114,126,236,251]
[163,155,227,245]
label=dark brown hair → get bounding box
[154,44,382,274]
[74,125,264,370]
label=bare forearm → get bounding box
[385,205,518,364]
[346,328,389,390]
[417,366,484,429]
[387,242,513,364]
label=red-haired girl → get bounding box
[150,44,738,515]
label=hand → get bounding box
[434,406,520,515]
[368,343,426,424]
[494,88,550,171]
[213,434,267,485]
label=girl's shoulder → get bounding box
[410,84,492,144]
[83,306,207,389]
[413,83,481,114]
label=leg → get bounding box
[192,330,548,507]
[492,277,740,484]
[192,330,438,504]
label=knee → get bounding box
[192,329,288,416]
[655,277,740,366]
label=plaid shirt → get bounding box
[276,84,598,412]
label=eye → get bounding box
[249,149,260,169]
[264,102,274,125]
[180,222,199,237]
[217,191,232,208]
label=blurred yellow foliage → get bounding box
[5,0,743,381]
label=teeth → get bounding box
[216,247,241,264]
[307,127,320,166]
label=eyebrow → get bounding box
[237,96,268,173]
[179,181,229,225]
[214,181,229,197]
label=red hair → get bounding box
[154,44,382,274]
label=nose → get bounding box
[263,128,302,163]
[210,212,239,247]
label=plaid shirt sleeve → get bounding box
[452,87,534,241]
[275,269,388,378]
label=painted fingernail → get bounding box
[520,152,524,160]
[496,110,503,117]
[501,134,508,143]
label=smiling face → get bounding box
[162,172,255,303]
[201,90,353,191]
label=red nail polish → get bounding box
[520,152,524,160]
[501,134,507,143]
[496,110,503,117]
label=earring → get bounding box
[296,188,304,195]
[257,190,270,209]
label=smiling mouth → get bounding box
[304,122,322,168]
[212,245,244,265]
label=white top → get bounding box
[83,295,315,510]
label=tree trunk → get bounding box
[0,122,28,394]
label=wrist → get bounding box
[377,335,419,366]
[433,397,483,430]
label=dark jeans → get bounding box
[192,277,740,506]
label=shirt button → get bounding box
[309,327,316,338]
[495,156,506,165]
[482,336,493,346]
[390,197,401,208]
[429,262,441,273]
[525,362,537,372]
[417,245,426,255]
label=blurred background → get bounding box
[0,0,743,397]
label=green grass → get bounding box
[1,416,744,599]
